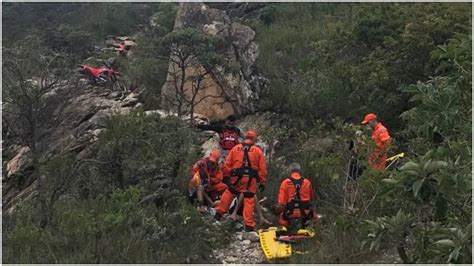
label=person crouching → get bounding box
[275,163,315,232]
[188,150,225,212]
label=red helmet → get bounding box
[208,150,221,163]
[361,113,377,125]
[245,130,257,139]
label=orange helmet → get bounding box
[361,113,377,125]
[208,150,221,163]
[245,130,257,139]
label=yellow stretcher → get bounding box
[258,227,316,260]
[258,227,292,259]
[385,152,405,170]
[386,152,405,162]
[296,228,316,237]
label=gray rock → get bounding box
[108,91,122,99]
[251,250,262,258]
[236,232,243,241]
[5,146,33,178]
[121,92,140,107]
[243,231,260,242]
[2,82,147,213]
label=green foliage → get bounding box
[2,38,71,151]
[85,111,201,196]
[254,8,471,261]
[3,3,161,44]
[401,33,471,146]
[3,2,163,65]
[256,3,471,130]
[390,150,449,199]
[2,113,226,263]
[362,210,414,253]
[360,33,471,263]
[257,118,377,263]
[3,2,179,106]
[429,223,472,263]
[3,187,228,263]
[116,3,179,108]
[3,2,472,264]
[47,24,96,61]
[159,27,227,66]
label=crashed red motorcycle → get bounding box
[78,64,121,85]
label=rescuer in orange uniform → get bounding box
[188,150,226,210]
[276,162,315,229]
[361,113,391,170]
[214,130,268,232]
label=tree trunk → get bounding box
[177,61,187,118]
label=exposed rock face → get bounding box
[161,2,268,122]
[5,146,33,178]
[2,79,207,214]
[2,83,138,212]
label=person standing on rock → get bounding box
[214,130,268,233]
[196,115,245,160]
[274,163,315,231]
[188,150,225,212]
[361,113,391,170]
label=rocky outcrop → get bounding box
[5,146,33,178]
[2,78,208,214]
[161,2,268,121]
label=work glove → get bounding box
[259,184,265,193]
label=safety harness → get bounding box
[282,176,313,222]
[229,143,260,198]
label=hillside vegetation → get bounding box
[252,3,471,263]
[2,2,472,264]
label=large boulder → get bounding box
[161,3,268,121]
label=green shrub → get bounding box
[3,186,229,263]
[85,111,201,197]
[256,2,471,130]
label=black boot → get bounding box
[214,212,222,221]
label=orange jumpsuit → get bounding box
[368,122,391,170]
[278,172,314,226]
[215,139,268,230]
[189,158,226,200]
[209,170,227,200]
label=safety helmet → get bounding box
[245,130,257,139]
[208,150,221,163]
[361,113,377,125]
